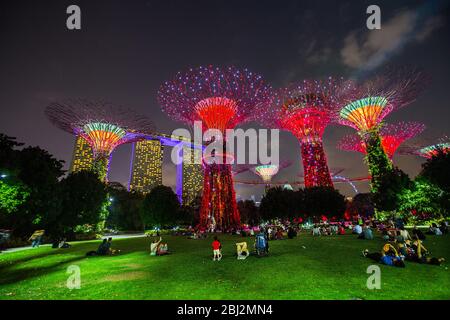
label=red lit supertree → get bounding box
[338,67,428,192]
[45,99,155,181]
[337,121,426,159]
[403,136,450,159]
[417,143,450,158]
[158,66,272,230]
[257,77,355,188]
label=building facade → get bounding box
[70,135,94,173]
[128,139,164,194]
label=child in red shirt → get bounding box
[212,236,222,261]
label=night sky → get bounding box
[1,0,449,200]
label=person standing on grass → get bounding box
[212,236,222,261]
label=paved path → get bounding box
[1,233,146,254]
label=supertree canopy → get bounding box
[258,77,355,188]
[337,121,426,159]
[253,165,280,184]
[252,160,291,184]
[45,99,155,181]
[338,67,428,193]
[157,65,273,230]
[418,142,450,158]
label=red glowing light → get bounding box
[158,66,273,230]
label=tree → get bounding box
[365,131,393,193]
[0,133,23,168]
[47,171,108,239]
[372,167,412,212]
[1,145,65,238]
[140,185,180,228]
[303,187,346,219]
[106,188,145,231]
[398,177,446,220]
[348,193,375,218]
[237,200,260,225]
[0,179,29,214]
[259,187,297,221]
[420,149,450,192]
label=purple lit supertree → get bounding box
[45,99,155,181]
[338,67,428,192]
[337,121,426,159]
[157,65,273,230]
[257,77,355,188]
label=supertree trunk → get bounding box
[199,163,240,230]
[363,130,393,193]
[300,139,333,188]
[92,153,110,182]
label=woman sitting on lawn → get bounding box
[150,237,162,256]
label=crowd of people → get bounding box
[86,237,121,256]
[363,235,446,267]
[38,215,445,270]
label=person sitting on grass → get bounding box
[312,225,321,236]
[362,247,405,268]
[406,237,445,265]
[85,239,107,256]
[412,226,426,240]
[338,224,346,235]
[97,238,110,255]
[358,224,373,240]
[353,224,363,235]
[157,242,170,255]
[381,229,391,241]
[58,238,71,249]
[150,237,162,256]
[399,226,412,241]
[439,221,448,235]
[274,228,284,240]
[212,236,222,261]
[287,227,297,239]
[255,231,268,256]
[106,237,121,255]
[236,242,249,260]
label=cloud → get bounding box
[415,15,445,42]
[340,8,445,73]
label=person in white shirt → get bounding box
[150,237,162,256]
[312,225,321,236]
[353,224,363,235]
[399,227,411,241]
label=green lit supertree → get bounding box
[338,67,428,193]
[45,99,155,181]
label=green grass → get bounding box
[0,233,449,300]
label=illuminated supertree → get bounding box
[258,77,355,188]
[417,143,450,158]
[45,99,155,181]
[337,121,426,159]
[253,165,279,184]
[338,67,428,192]
[158,65,272,230]
[251,160,291,190]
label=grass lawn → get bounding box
[0,233,449,300]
